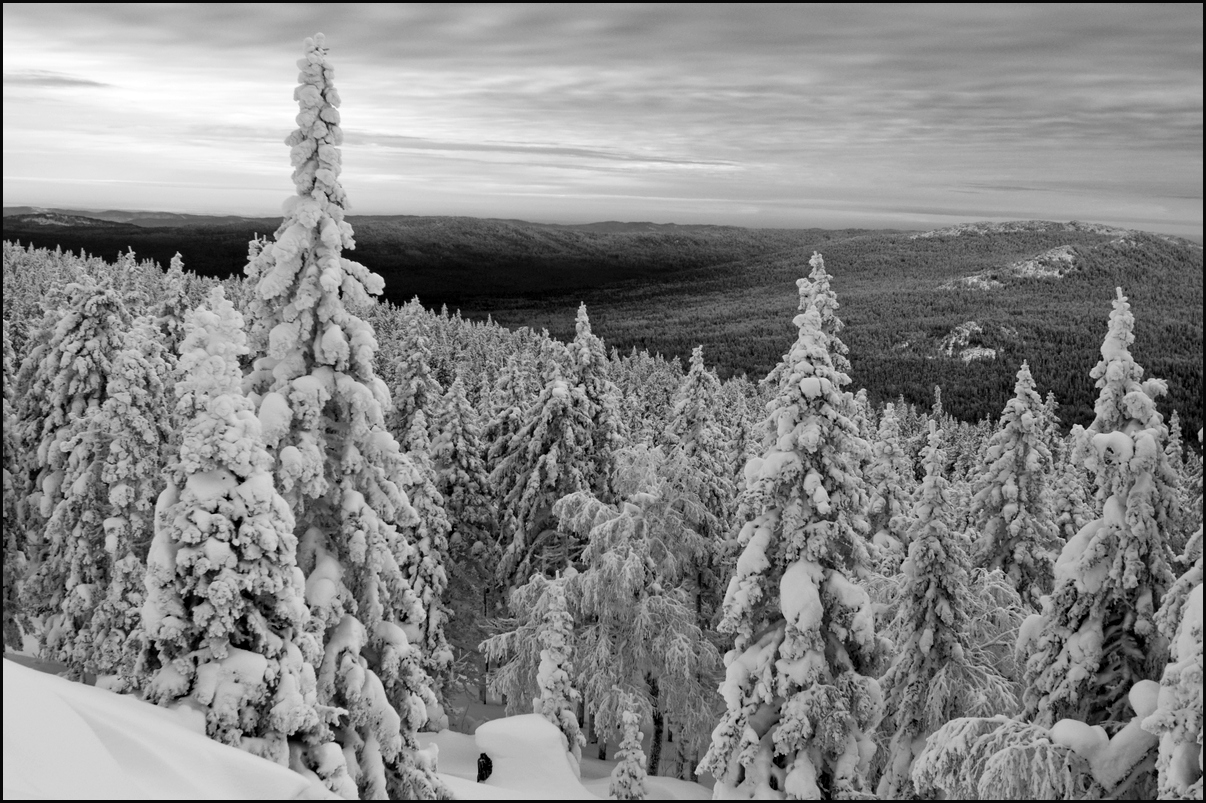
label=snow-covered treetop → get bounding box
[243,31,387,391]
[1074,288,1176,514]
[796,251,850,373]
[175,287,247,409]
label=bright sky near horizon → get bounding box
[3,3,1202,238]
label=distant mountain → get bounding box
[2,212,137,229]
[2,206,270,228]
[911,219,1201,249]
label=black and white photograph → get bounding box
[2,3,1202,800]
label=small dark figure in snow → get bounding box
[476,752,493,782]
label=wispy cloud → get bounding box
[2,3,1200,237]
[4,69,110,87]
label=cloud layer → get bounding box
[3,4,1201,236]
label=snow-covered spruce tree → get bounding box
[970,361,1060,609]
[73,319,173,685]
[697,270,885,799]
[531,575,586,771]
[14,278,130,588]
[569,303,623,500]
[663,345,735,526]
[387,300,442,441]
[611,702,649,801]
[399,409,454,721]
[157,252,190,362]
[17,278,134,669]
[139,286,353,795]
[876,424,1016,799]
[482,351,535,477]
[432,376,494,560]
[911,716,1096,799]
[1141,580,1202,799]
[491,362,596,590]
[240,34,447,799]
[2,320,26,650]
[865,402,915,570]
[1019,289,1178,730]
[799,252,851,375]
[1049,437,1092,543]
[554,455,723,778]
[1163,409,1196,558]
[431,376,498,686]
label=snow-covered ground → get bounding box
[3,658,711,800]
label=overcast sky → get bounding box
[3,3,1202,237]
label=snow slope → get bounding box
[4,659,711,800]
[2,658,334,799]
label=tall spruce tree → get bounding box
[876,425,1016,799]
[400,409,454,719]
[569,303,623,500]
[664,345,734,526]
[140,287,354,795]
[697,266,885,798]
[2,320,26,650]
[611,702,650,801]
[240,34,447,799]
[970,361,1061,609]
[866,402,915,569]
[1020,289,1178,729]
[16,278,132,669]
[554,457,723,778]
[531,575,586,771]
[491,364,596,589]
[74,319,172,685]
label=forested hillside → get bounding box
[5,212,1199,435]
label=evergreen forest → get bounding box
[1,33,1202,801]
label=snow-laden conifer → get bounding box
[140,286,354,795]
[697,264,884,798]
[2,320,26,649]
[554,451,723,777]
[865,402,914,570]
[1049,437,1093,543]
[663,345,735,525]
[157,252,190,360]
[17,279,133,670]
[71,319,172,685]
[14,278,130,578]
[799,252,851,375]
[970,361,1060,608]
[483,351,534,477]
[570,303,623,499]
[432,377,493,555]
[240,33,447,799]
[531,575,585,771]
[1019,289,1178,729]
[431,376,497,687]
[610,703,649,801]
[1141,581,1202,799]
[1163,410,1196,557]
[876,424,1016,799]
[400,409,454,720]
[911,716,1095,799]
[388,300,442,440]
[491,363,595,589]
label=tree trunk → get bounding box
[648,676,663,777]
